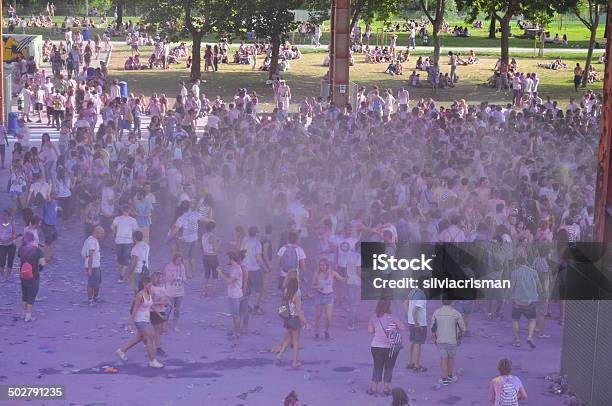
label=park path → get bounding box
[106,40,599,53]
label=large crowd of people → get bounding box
[0,21,603,403]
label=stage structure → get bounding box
[329,0,350,107]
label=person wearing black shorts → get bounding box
[18,232,45,322]
[405,285,428,372]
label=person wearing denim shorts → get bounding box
[111,205,138,282]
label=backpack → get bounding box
[379,318,403,359]
[53,97,63,110]
[33,192,46,207]
[499,376,519,406]
[20,262,34,280]
[279,245,298,272]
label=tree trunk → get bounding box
[500,17,511,64]
[116,0,124,28]
[268,33,281,81]
[190,33,203,82]
[582,18,599,87]
[22,0,32,14]
[432,23,441,64]
[350,0,366,31]
[488,14,496,39]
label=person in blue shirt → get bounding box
[42,192,60,261]
[371,90,384,118]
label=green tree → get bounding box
[141,0,240,82]
[304,0,408,31]
[239,0,303,80]
[419,0,446,64]
[113,0,125,28]
[574,0,607,86]
[457,0,578,64]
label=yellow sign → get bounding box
[3,35,36,63]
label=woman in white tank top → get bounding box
[116,275,164,368]
[311,258,346,340]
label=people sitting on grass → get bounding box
[441,72,455,88]
[544,32,552,43]
[261,56,271,71]
[450,53,468,66]
[467,50,480,64]
[409,70,421,87]
[289,46,302,60]
[279,57,290,71]
[233,50,250,65]
[537,57,567,70]
[509,57,518,73]
[322,53,330,67]
[125,56,142,71]
[416,56,432,72]
[587,64,600,83]
[171,43,189,59]
[385,60,404,76]
[395,49,411,63]
[453,26,470,37]
[472,20,483,28]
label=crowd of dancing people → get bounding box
[0,34,601,402]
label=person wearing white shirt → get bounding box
[397,87,410,111]
[111,205,139,281]
[191,79,201,100]
[129,231,150,292]
[404,283,427,371]
[82,226,104,305]
[383,90,395,118]
[530,73,539,93]
[35,87,45,122]
[523,75,533,97]
[110,79,121,99]
[179,81,188,99]
[511,74,522,106]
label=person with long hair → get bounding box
[391,387,411,406]
[367,300,405,396]
[9,160,27,212]
[311,258,345,340]
[116,275,164,368]
[55,165,72,221]
[150,271,169,357]
[276,277,309,368]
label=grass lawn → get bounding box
[108,45,603,111]
[6,15,606,49]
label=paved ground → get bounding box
[0,44,570,403]
[0,156,567,406]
